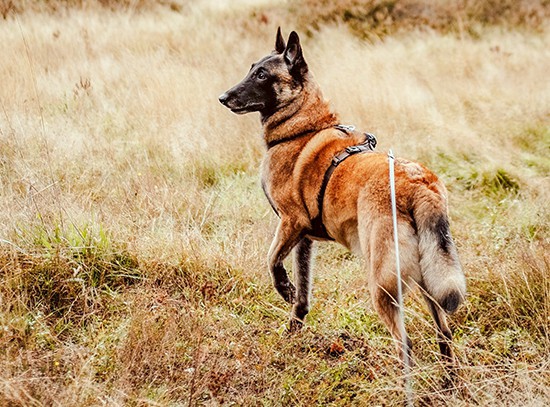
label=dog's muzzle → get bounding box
[218,93,230,106]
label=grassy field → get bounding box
[1,0,549,405]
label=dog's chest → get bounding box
[260,151,298,216]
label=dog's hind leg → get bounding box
[424,294,454,362]
[290,237,313,331]
[268,219,305,305]
[423,293,457,384]
[365,218,419,364]
[371,281,412,363]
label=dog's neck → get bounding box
[261,78,339,146]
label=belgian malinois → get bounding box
[219,28,466,367]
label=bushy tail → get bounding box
[413,188,466,313]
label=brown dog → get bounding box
[219,28,466,366]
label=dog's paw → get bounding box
[288,317,304,333]
[275,280,296,304]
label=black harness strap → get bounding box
[309,126,377,240]
[262,124,377,241]
[266,128,316,149]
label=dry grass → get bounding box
[1,0,549,405]
[294,0,550,40]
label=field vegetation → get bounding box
[1,0,549,405]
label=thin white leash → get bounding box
[388,149,414,406]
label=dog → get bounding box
[219,28,466,367]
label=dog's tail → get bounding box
[412,185,466,314]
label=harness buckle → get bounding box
[345,145,363,154]
[332,156,344,166]
[364,132,377,149]
[335,124,356,133]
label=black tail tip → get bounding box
[441,290,462,314]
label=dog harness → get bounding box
[310,125,377,240]
[262,124,377,240]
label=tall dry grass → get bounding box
[1,0,549,405]
[295,0,550,39]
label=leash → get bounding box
[388,149,414,406]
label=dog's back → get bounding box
[220,27,466,369]
[321,153,465,305]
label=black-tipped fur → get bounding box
[434,215,453,255]
[284,31,308,79]
[275,27,286,54]
[441,289,461,314]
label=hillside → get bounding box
[1,0,549,405]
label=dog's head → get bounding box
[218,28,308,118]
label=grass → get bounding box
[293,0,550,40]
[1,0,549,405]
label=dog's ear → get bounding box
[284,31,308,77]
[275,27,286,54]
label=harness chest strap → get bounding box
[309,126,377,240]
[262,125,377,240]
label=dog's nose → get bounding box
[218,93,229,106]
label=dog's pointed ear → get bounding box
[275,27,286,54]
[284,31,308,77]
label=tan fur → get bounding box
[221,29,466,369]
[261,65,465,365]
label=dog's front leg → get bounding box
[268,219,303,304]
[290,237,313,332]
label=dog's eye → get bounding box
[257,71,267,80]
